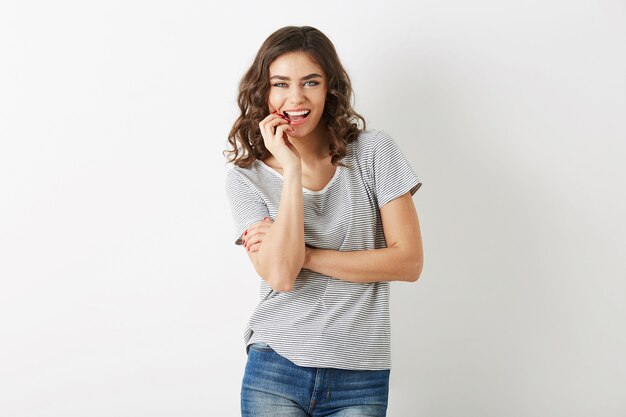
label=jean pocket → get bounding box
[247,342,274,353]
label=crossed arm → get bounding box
[242,191,423,286]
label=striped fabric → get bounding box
[225,129,422,370]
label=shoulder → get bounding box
[225,161,264,191]
[354,128,382,145]
[350,128,395,153]
[347,129,399,165]
[226,160,264,179]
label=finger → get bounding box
[265,117,289,131]
[266,118,290,135]
[244,218,273,239]
[245,226,269,243]
[262,118,289,140]
[248,225,268,239]
[259,118,281,134]
[259,112,287,128]
[243,233,255,249]
[259,116,281,134]
[243,226,262,246]
[270,115,289,124]
[246,219,267,234]
[244,229,269,249]
[274,123,293,137]
[265,111,284,120]
[242,224,273,242]
[271,109,289,119]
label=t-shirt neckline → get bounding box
[256,159,342,195]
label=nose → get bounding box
[287,85,305,104]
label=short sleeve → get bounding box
[371,130,422,209]
[225,170,270,245]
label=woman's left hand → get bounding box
[242,217,313,269]
[242,217,274,252]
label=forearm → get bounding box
[303,245,422,283]
[258,167,305,292]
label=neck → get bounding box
[286,122,332,169]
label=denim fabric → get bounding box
[241,342,390,417]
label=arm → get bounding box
[255,166,305,292]
[303,192,423,283]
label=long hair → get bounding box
[223,26,366,169]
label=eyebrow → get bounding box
[269,73,323,81]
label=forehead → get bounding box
[269,52,324,77]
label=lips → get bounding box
[282,109,311,120]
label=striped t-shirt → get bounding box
[225,128,422,370]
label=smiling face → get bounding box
[267,51,328,137]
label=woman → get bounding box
[224,25,424,417]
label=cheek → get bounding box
[315,96,327,113]
[316,91,327,106]
[267,91,284,109]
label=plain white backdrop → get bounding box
[1,0,625,416]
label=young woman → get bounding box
[224,25,424,417]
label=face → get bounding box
[267,51,328,137]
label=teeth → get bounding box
[284,110,310,117]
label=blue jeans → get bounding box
[241,342,390,417]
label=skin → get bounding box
[258,51,333,172]
[242,51,424,283]
[244,51,330,255]
[244,200,423,283]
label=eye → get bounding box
[305,81,319,87]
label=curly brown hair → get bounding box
[223,26,366,170]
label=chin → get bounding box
[292,127,312,137]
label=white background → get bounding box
[1,1,625,416]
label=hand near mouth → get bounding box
[274,110,290,121]
[258,110,301,170]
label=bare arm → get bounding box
[244,111,307,292]
[303,246,420,283]
[255,166,305,292]
[303,191,423,283]
[245,189,423,285]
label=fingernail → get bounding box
[247,246,250,251]
[244,230,247,235]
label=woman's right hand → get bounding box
[259,111,302,170]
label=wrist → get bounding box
[283,163,302,175]
[304,245,313,269]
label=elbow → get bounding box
[266,273,296,293]
[271,282,294,293]
[406,259,423,282]
[258,264,294,292]
[261,252,304,293]
[396,245,423,282]
[267,279,294,293]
